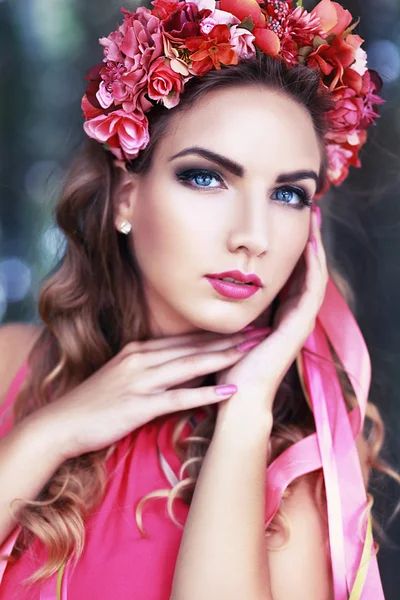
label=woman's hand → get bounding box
[31,327,266,461]
[215,209,328,426]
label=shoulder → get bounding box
[0,323,44,408]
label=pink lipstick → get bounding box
[205,277,260,299]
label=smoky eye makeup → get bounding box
[173,163,315,208]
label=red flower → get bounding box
[307,35,357,91]
[162,2,211,43]
[151,0,183,20]
[186,24,238,76]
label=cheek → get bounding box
[130,182,207,276]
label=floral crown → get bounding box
[82,0,384,190]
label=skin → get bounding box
[114,85,322,341]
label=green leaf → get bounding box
[238,16,255,32]
[296,0,303,7]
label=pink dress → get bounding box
[0,278,387,599]
[0,361,196,600]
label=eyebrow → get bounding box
[168,146,319,185]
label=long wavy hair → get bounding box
[6,54,398,584]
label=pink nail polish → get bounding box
[244,327,272,339]
[215,384,238,396]
[237,338,263,352]
[240,325,256,332]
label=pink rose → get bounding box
[229,25,256,59]
[200,17,219,34]
[83,109,150,160]
[326,143,353,185]
[96,81,114,109]
[148,57,184,108]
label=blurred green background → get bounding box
[1,0,400,596]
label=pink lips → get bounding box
[205,277,261,299]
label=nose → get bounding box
[227,187,269,258]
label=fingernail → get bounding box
[215,384,238,396]
[311,235,318,253]
[244,327,272,339]
[237,338,263,352]
[240,325,257,332]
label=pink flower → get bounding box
[119,14,164,70]
[325,135,365,185]
[96,81,114,109]
[99,31,125,63]
[83,109,150,161]
[148,57,184,108]
[326,87,364,143]
[200,16,219,35]
[285,6,323,46]
[229,25,256,59]
[359,70,385,128]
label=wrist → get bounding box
[21,407,71,465]
[215,396,273,444]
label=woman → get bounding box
[0,1,392,598]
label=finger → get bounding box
[137,342,265,393]
[310,211,328,279]
[136,384,238,424]
[123,329,270,371]
[121,330,228,357]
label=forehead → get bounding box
[158,85,322,174]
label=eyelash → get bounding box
[175,168,314,209]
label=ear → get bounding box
[112,160,140,232]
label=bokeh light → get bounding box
[0,258,32,303]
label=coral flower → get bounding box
[219,0,265,28]
[186,24,238,75]
[311,0,352,37]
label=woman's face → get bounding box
[117,85,322,337]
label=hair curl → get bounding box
[5,54,398,585]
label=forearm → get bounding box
[0,414,64,546]
[170,407,273,600]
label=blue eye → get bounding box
[272,186,312,208]
[176,169,224,189]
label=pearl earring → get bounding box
[119,221,132,235]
